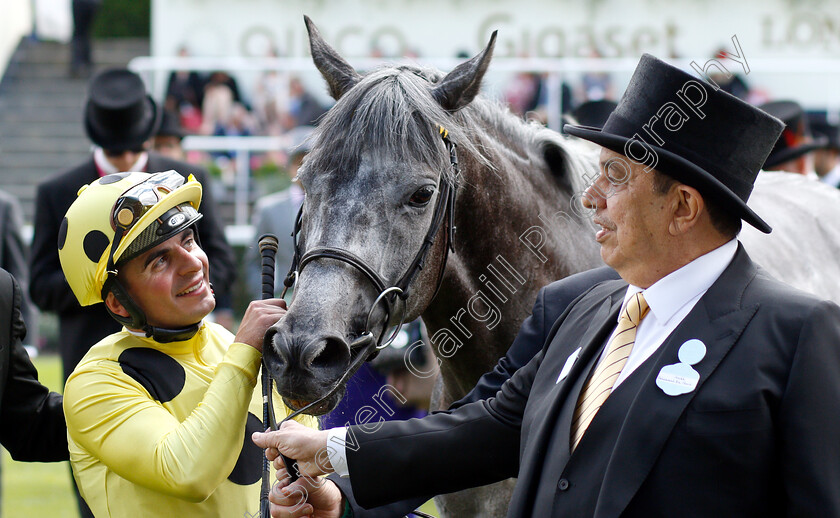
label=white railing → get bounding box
[181,135,283,227]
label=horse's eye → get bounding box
[409,186,435,207]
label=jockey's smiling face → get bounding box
[106,229,215,330]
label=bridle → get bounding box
[283,124,459,363]
[259,126,461,501]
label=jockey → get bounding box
[59,170,316,517]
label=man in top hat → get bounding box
[759,100,827,177]
[808,112,840,188]
[253,54,840,518]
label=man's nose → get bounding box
[582,179,607,210]
[175,246,203,272]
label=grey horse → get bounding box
[264,16,840,517]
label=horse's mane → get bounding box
[306,63,594,197]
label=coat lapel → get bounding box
[527,287,625,472]
[594,246,761,518]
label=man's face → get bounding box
[153,136,184,161]
[104,148,145,172]
[120,229,215,329]
[582,148,674,286]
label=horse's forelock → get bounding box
[306,65,483,181]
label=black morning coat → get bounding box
[329,266,620,517]
[343,245,840,517]
[0,267,68,462]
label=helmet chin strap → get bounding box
[103,276,211,344]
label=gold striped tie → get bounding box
[571,292,650,450]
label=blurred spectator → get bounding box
[280,76,328,131]
[211,103,256,181]
[245,126,312,300]
[371,320,439,411]
[164,46,205,133]
[709,47,750,101]
[504,71,545,119]
[808,112,840,187]
[579,49,615,102]
[252,48,285,136]
[200,71,247,135]
[70,0,101,78]
[0,190,37,346]
[201,72,235,135]
[759,100,827,177]
[214,102,255,140]
[153,110,187,161]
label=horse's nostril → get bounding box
[309,337,349,372]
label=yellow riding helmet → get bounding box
[59,170,203,307]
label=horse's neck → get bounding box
[422,143,602,404]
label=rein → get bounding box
[258,126,460,503]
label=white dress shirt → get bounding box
[327,239,739,477]
[93,148,149,176]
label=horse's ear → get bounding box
[431,31,497,113]
[304,15,361,100]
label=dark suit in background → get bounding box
[343,246,840,517]
[330,266,620,517]
[30,153,236,382]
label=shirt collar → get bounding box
[93,148,149,176]
[821,162,840,188]
[623,239,738,325]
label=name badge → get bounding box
[556,347,582,384]
[656,339,706,396]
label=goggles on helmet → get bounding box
[111,170,186,232]
[106,170,197,275]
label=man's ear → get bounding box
[104,291,130,318]
[669,184,704,235]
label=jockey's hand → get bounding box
[252,420,334,477]
[235,298,287,352]
[269,469,344,518]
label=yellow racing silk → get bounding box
[64,322,316,517]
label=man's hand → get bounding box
[268,470,344,518]
[252,420,335,477]
[235,298,287,352]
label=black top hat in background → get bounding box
[85,68,161,150]
[570,100,618,129]
[155,110,187,139]
[564,54,783,234]
[758,100,827,169]
[807,111,840,152]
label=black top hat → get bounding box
[85,68,161,150]
[570,100,618,129]
[565,54,783,234]
[807,111,840,152]
[759,100,828,169]
[156,110,186,139]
